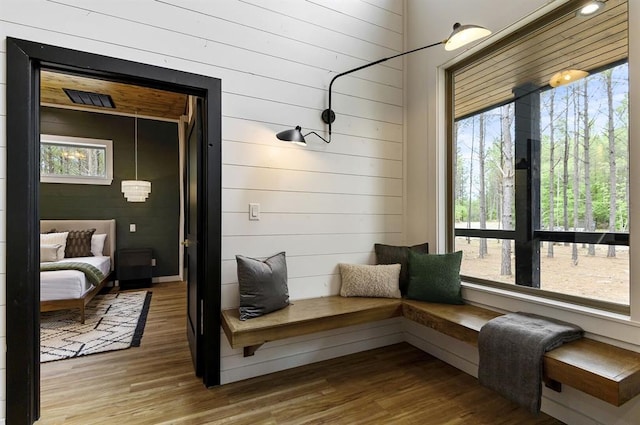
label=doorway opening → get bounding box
[6,38,222,424]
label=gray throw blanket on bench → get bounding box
[478,312,583,414]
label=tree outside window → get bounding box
[453,63,629,308]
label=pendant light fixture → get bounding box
[121,112,151,202]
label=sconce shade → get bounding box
[444,23,492,51]
[276,126,307,146]
[549,69,589,87]
[122,180,151,202]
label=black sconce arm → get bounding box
[275,22,492,145]
[321,40,445,142]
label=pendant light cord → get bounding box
[134,112,138,180]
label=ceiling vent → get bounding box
[63,88,115,108]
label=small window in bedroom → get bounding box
[40,134,113,185]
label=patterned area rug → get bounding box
[41,291,152,363]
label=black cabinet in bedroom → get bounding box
[117,248,153,289]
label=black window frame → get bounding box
[446,49,630,315]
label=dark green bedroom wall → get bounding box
[40,107,180,278]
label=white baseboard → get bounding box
[221,319,404,384]
[221,333,403,384]
[404,320,478,376]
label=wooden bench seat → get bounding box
[221,297,403,356]
[221,296,640,406]
[544,338,640,406]
[402,299,501,346]
[402,300,640,406]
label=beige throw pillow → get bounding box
[40,244,62,262]
[40,232,69,261]
[339,263,401,299]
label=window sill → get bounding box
[41,177,113,185]
[461,281,640,350]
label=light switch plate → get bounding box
[249,203,260,221]
[129,224,136,232]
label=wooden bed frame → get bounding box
[40,219,116,323]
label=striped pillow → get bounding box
[40,232,69,261]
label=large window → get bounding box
[40,134,113,185]
[448,0,629,311]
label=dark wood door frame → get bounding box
[6,38,222,425]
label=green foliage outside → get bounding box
[41,142,107,178]
[455,63,629,234]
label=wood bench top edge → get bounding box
[221,297,403,349]
[222,297,403,331]
[220,295,640,406]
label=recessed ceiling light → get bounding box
[577,1,605,17]
[549,69,589,88]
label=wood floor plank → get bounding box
[36,282,563,425]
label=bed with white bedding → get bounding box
[41,256,112,301]
[40,220,116,323]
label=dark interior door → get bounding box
[186,99,204,375]
[7,38,222,424]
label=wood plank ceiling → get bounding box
[40,70,188,121]
[453,0,627,120]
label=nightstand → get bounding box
[117,248,153,289]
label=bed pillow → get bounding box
[339,263,401,299]
[375,242,429,295]
[40,231,69,261]
[407,250,464,304]
[40,244,62,262]
[91,233,108,256]
[64,229,96,258]
[236,252,289,320]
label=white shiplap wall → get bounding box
[0,0,405,420]
[404,0,640,423]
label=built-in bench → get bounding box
[221,297,403,357]
[221,296,640,406]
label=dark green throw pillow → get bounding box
[236,252,289,320]
[375,242,429,295]
[407,250,464,304]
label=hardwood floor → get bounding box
[36,282,563,425]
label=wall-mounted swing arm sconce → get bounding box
[277,22,491,145]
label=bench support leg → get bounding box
[244,344,264,357]
[545,379,562,392]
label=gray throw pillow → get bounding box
[374,242,429,295]
[236,251,290,320]
[407,250,464,305]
